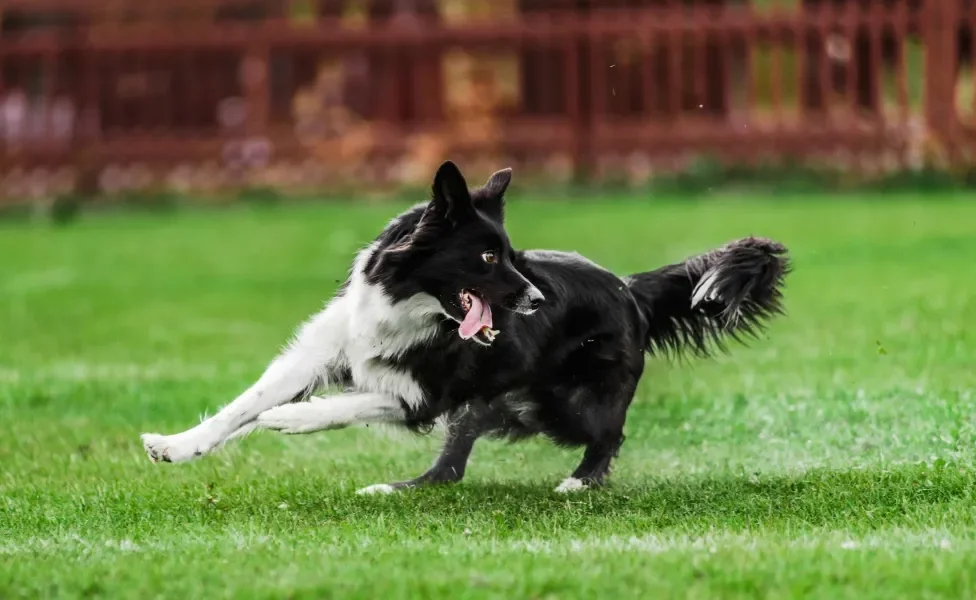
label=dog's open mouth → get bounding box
[459,290,499,344]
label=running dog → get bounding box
[141,160,790,494]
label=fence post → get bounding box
[587,18,606,181]
[0,42,5,196]
[71,41,100,196]
[242,43,271,138]
[565,35,584,183]
[923,0,959,161]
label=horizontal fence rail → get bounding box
[0,0,969,200]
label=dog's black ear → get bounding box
[425,160,475,225]
[477,167,511,223]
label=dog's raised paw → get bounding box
[554,477,588,494]
[140,431,210,464]
[141,433,171,463]
[356,483,397,496]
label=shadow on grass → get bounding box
[7,460,973,539]
[33,460,957,537]
[315,462,975,529]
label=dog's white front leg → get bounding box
[255,392,406,434]
[141,298,349,463]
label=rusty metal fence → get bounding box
[0,0,972,200]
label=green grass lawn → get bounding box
[3,192,976,598]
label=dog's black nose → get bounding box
[525,286,545,311]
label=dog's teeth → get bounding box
[477,326,497,342]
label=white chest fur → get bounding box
[333,248,445,409]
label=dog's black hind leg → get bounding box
[356,403,501,495]
[541,370,640,494]
[555,436,626,493]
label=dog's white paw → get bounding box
[554,477,588,494]
[141,429,216,463]
[356,483,397,496]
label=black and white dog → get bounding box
[141,161,790,493]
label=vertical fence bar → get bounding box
[817,8,831,119]
[106,50,119,137]
[668,19,682,121]
[693,16,706,114]
[182,49,194,134]
[43,46,56,150]
[197,50,211,132]
[164,50,174,132]
[743,24,756,126]
[717,18,735,159]
[589,26,607,170]
[795,16,806,118]
[894,0,909,126]
[716,21,728,117]
[845,4,858,118]
[136,49,149,133]
[564,34,583,180]
[641,26,656,119]
[243,43,271,138]
[970,3,976,121]
[0,45,5,193]
[76,42,97,195]
[923,0,959,162]
[771,25,784,126]
[868,4,882,119]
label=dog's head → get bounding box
[375,161,544,346]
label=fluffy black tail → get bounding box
[626,237,791,358]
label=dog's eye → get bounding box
[481,251,497,264]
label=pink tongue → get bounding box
[459,294,493,339]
